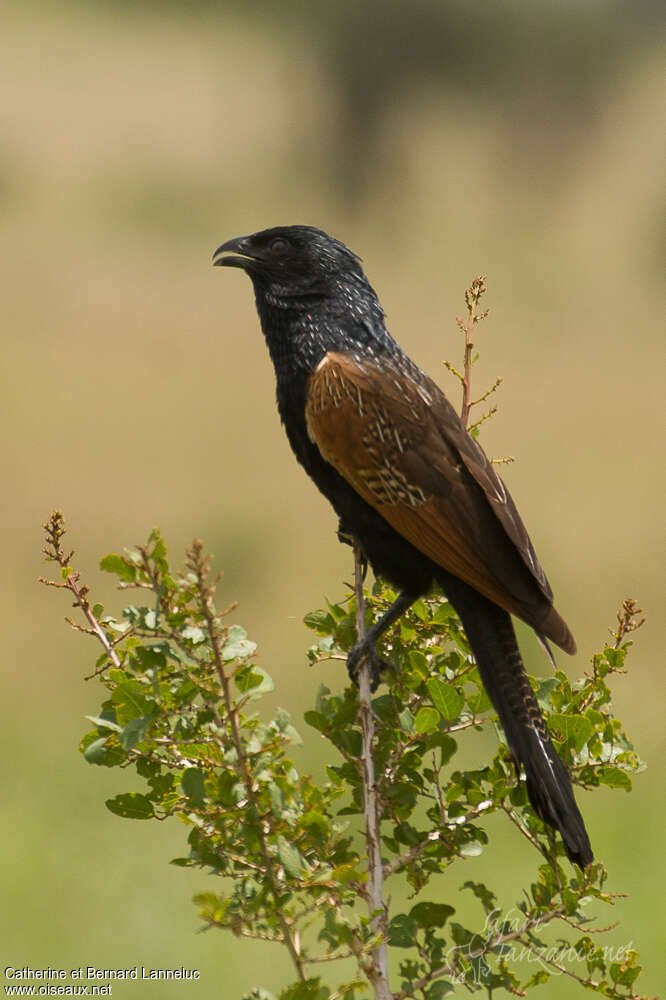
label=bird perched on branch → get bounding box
[213,225,593,868]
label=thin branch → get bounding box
[457,275,487,427]
[612,598,645,649]
[383,831,443,877]
[190,540,307,984]
[467,404,497,435]
[512,933,651,999]
[353,540,393,1000]
[471,375,503,407]
[392,905,565,1000]
[501,802,552,862]
[442,359,464,385]
[302,948,357,965]
[40,511,122,671]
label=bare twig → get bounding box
[471,375,503,407]
[40,511,122,671]
[612,598,645,649]
[353,540,393,1000]
[456,275,488,428]
[467,404,498,435]
[501,802,553,863]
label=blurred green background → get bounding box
[3,0,664,996]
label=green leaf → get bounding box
[80,731,126,767]
[99,553,136,582]
[111,681,154,724]
[300,810,329,838]
[430,600,456,624]
[399,708,415,733]
[385,782,418,814]
[278,980,331,1000]
[426,679,464,722]
[181,767,206,805]
[426,982,454,999]
[222,624,257,661]
[388,913,417,948]
[605,647,626,669]
[133,645,167,672]
[277,836,305,878]
[235,665,274,695]
[85,714,122,733]
[548,714,594,751]
[83,737,116,765]
[81,736,107,765]
[414,706,440,733]
[304,710,329,734]
[459,840,484,857]
[524,970,550,988]
[467,686,492,714]
[597,766,632,791]
[303,609,335,632]
[120,715,154,750]
[182,625,205,644]
[105,793,154,819]
[409,901,455,929]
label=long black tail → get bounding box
[442,577,593,867]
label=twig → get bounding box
[353,540,393,1000]
[501,802,551,862]
[456,276,488,427]
[189,540,307,984]
[383,831,443,877]
[471,376,503,407]
[467,404,497,435]
[612,598,645,649]
[512,933,651,999]
[40,511,122,671]
[392,905,566,1000]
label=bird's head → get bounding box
[212,226,363,300]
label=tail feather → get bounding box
[442,579,593,867]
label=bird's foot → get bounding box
[347,640,392,691]
[336,522,368,581]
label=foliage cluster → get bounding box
[41,512,650,1000]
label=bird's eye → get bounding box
[269,237,289,254]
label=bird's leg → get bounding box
[347,588,420,689]
[337,519,369,580]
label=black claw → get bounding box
[347,641,391,690]
[336,522,368,580]
[336,519,354,548]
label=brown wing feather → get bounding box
[305,351,574,651]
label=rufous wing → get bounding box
[305,351,574,652]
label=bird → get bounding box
[213,224,593,868]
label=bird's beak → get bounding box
[212,236,259,269]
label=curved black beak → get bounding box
[212,236,258,269]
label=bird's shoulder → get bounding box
[305,349,554,612]
[306,349,434,431]
[305,348,478,482]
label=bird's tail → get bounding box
[442,579,593,867]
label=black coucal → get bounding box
[213,225,593,868]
